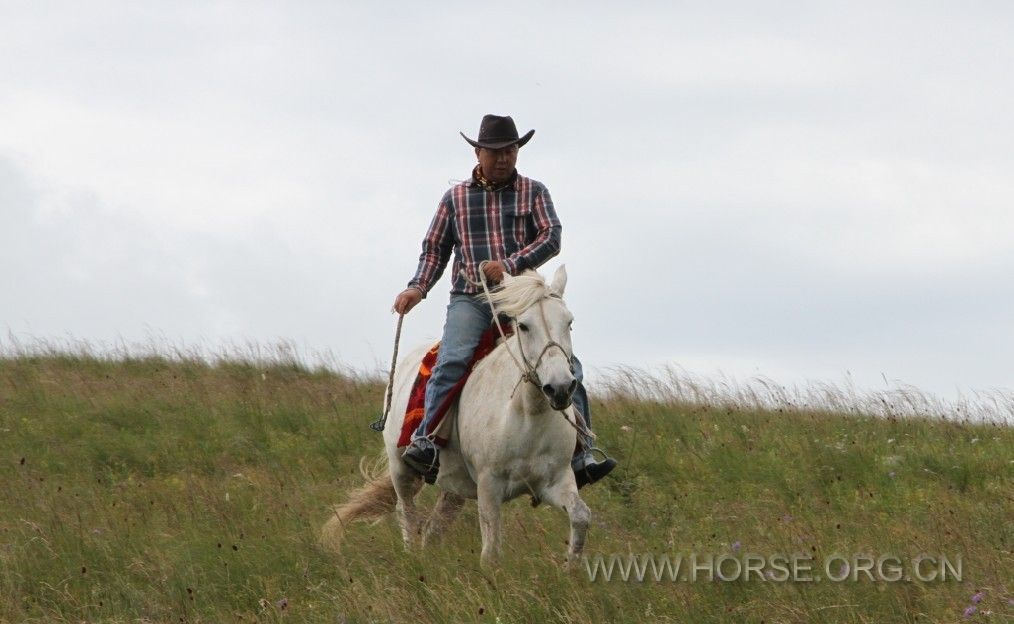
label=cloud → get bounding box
[1,2,1012,398]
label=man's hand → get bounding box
[482,260,506,284]
[393,288,423,315]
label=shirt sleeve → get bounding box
[503,185,561,275]
[407,195,454,297]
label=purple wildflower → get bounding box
[963,605,976,618]
[971,591,983,604]
[731,541,741,552]
[276,598,288,610]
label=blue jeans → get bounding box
[414,293,593,451]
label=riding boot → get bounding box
[402,437,440,483]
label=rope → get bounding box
[369,313,404,432]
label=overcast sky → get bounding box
[1,1,1011,400]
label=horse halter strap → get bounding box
[513,298,571,389]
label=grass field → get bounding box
[0,351,1010,623]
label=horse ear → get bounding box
[550,265,567,296]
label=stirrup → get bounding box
[574,446,612,466]
[587,447,612,462]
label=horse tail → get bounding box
[320,456,397,552]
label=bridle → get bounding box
[464,263,594,441]
[512,296,573,390]
[464,263,570,391]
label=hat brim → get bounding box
[460,129,534,150]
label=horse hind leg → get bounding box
[541,482,592,566]
[391,462,425,549]
[421,490,466,548]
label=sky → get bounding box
[1,1,1011,401]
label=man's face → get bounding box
[475,145,519,183]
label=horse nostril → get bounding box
[542,384,554,397]
[568,380,577,395]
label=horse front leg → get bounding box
[541,480,592,566]
[476,475,506,568]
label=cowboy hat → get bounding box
[460,114,535,149]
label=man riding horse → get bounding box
[392,113,617,487]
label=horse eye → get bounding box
[517,322,529,332]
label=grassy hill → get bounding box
[0,354,1010,623]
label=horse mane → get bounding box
[481,271,559,317]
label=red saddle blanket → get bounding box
[398,322,513,448]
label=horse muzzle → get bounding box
[542,380,577,411]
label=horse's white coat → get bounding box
[381,266,591,567]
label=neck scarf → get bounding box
[473,165,516,191]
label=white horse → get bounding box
[322,266,591,567]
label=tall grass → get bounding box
[0,341,1010,622]
[600,364,1013,425]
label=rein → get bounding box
[464,262,595,442]
[463,263,569,390]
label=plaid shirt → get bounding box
[408,170,562,296]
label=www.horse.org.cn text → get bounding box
[582,553,963,583]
